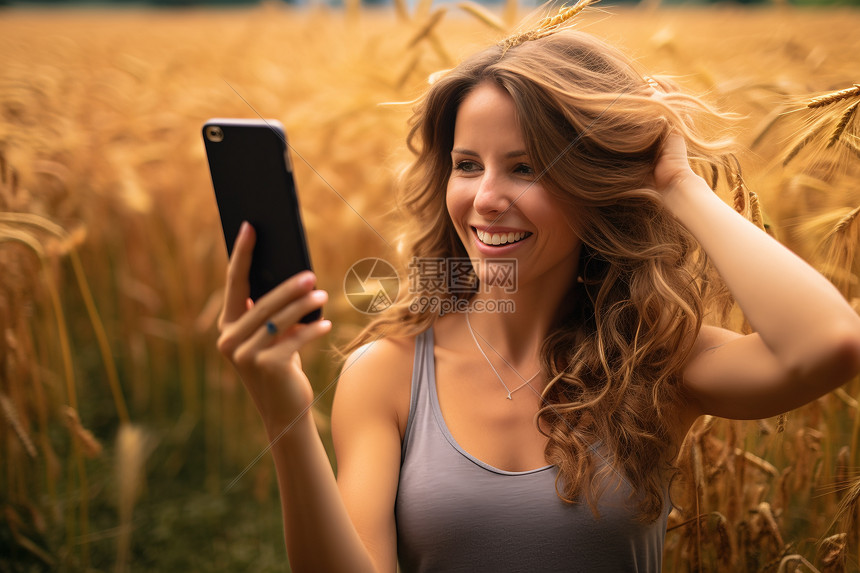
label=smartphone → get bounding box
[203,118,321,323]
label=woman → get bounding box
[215,19,860,573]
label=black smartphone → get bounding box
[203,118,321,323]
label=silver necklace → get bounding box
[464,311,541,400]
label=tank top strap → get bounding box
[399,327,434,461]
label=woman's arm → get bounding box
[654,134,860,419]
[332,337,414,573]
[216,222,398,572]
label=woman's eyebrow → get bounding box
[451,148,478,156]
[451,148,529,158]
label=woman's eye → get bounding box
[515,164,535,176]
[454,160,480,173]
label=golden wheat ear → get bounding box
[824,474,860,550]
[534,0,601,33]
[817,533,847,571]
[808,84,860,109]
[782,85,860,168]
[499,0,601,53]
[823,204,860,297]
[828,102,859,148]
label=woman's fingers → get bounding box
[220,222,255,328]
[255,318,333,368]
[238,289,329,358]
[265,289,327,335]
[654,131,696,195]
[231,297,330,375]
[217,271,320,359]
[248,271,317,328]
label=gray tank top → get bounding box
[394,328,669,572]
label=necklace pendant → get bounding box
[466,311,538,402]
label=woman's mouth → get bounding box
[474,228,531,246]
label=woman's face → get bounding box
[445,81,582,293]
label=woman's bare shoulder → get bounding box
[341,335,416,374]
[334,333,419,438]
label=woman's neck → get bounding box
[462,272,576,364]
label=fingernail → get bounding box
[311,289,327,302]
[300,271,316,287]
[239,221,250,237]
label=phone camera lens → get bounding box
[206,126,224,142]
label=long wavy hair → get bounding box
[345,29,731,522]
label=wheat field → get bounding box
[2,3,860,571]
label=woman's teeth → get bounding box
[476,229,528,246]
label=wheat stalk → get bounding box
[395,51,422,90]
[500,0,599,53]
[710,512,732,565]
[757,502,785,548]
[840,136,860,160]
[737,448,779,477]
[3,506,55,566]
[115,424,150,573]
[808,84,860,108]
[828,101,859,147]
[833,205,860,235]
[0,212,130,425]
[775,413,786,433]
[818,533,847,571]
[751,106,790,150]
[728,157,750,216]
[833,388,858,409]
[0,391,37,458]
[414,0,434,20]
[458,1,506,33]
[535,0,598,30]
[392,0,409,21]
[762,542,797,573]
[776,554,821,573]
[63,406,102,459]
[407,7,447,49]
[827,475,860,549]
[834,446,852,501]
[784,116,831,166]
[503,0,518,27]
[0,228,78,411]
[823,205,860,297]
[749,190,766,231]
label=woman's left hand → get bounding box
[652,131,700,199]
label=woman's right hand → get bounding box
[216,221,332,432]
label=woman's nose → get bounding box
[473,170,513,215]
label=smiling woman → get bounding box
[346,28,732,531]
[214,4,860,572]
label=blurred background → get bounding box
[2,0,860,571]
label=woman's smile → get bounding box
[473,227,532,246]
